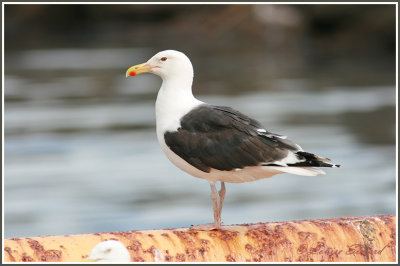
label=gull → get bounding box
[84,240,130,262]
[126,50,339,230]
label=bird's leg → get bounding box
[191,182,221,231]
[210,182,220,228]
[217,182,226,226]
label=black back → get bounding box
[164,104,300,172]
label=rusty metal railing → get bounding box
[3,214,396,262]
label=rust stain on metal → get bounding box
[132,256,145,262]
[44,250,63,262]
[245,243,254,253]
[354,219,377,261]
[4,247,15,262]
[25,239,62,262]
[162,249,172,261]
[145,245,156,254]
[175,253,186,262]
[226,254,236,262]
[21,253,34,262]
[171,229,211,262]
[3,215,396,262]
[127,239,142,252]
[245,223,295,261]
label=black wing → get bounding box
[164,104,300,172]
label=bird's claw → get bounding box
[190,223,222,231]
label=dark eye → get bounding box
[160,57,167,61]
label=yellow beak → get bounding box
[126,63,151,78]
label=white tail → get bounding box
[266,166,326,176]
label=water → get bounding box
[4,48,396,238]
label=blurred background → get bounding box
[4,4,396,238]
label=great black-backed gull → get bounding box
[84,240,131,262]
[126,50,340,230]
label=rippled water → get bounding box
[4,48,396,238]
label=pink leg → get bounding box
[211,183,220,228]
[191,182,226,231]
[217,182,226,226]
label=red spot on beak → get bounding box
[129,72,137,76]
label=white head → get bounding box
[86,240,131,262]
[126,50,194,81]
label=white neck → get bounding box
[155,76,203,135]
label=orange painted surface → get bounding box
[3,215,396,262]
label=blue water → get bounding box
[4,48,396,238]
